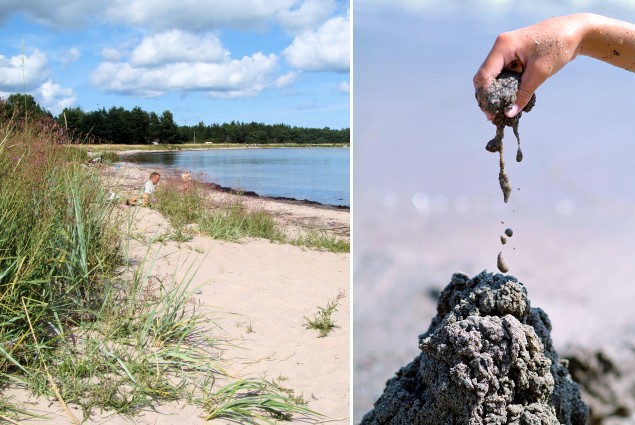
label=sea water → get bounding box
[127,147,350,207]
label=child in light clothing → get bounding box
[142,172,160,206]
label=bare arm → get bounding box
[474,13,635,118]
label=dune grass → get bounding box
[0,107,320,423]
[153,179,348,251]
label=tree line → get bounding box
[1,94,349,145]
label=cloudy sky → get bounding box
[0,0,349,128]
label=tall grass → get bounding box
[0,114,120,375]
[0,105,322,424]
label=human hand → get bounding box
[474,14,589,119]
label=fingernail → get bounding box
[505,104,520,118]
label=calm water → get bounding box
[128,147,350,206]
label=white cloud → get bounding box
[338,81,349,93]
[0,0,107,27]
[91,49,280,98]
[0,0,347,31]
[102,47,122,62]
[277,0,337,32]
[0,49,48,91]
[61,47,81,67]
[274,71,299,88]
[105,0,299,31]
[282,15,349,72]
[130,30,227,67]
[36,80,76,114]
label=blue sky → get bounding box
[0,0,349,128]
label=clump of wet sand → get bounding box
[478,72,536,203]
[361,272,588,424]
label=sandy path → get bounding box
[6,165,350,424]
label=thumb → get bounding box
[505,64,547,118]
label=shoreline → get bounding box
[88,143,350,157]
[118,158,351,210]
[105,161,350,238]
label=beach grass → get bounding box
[153,178,348,251]
[0,108,318,423]
[292,229,350,253]
[98,150,120,164]
[303,291,346,338]
[201,378,321,423]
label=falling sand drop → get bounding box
[500,235,507,245]
[477,72,536,203]
[497,252,509,273]
[499,163,512,203]
[505,228,514,237]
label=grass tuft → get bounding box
[201,378,322,424]
[97,150,120,164]
[303,291,346,338]
[292,229,350,253]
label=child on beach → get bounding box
[474,13,635,120]
[141,172,160,207]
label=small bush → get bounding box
[99,150,120,164]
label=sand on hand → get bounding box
[362,271,588,424]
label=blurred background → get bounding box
[353,1,635,423]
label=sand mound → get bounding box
[362,271,588,424]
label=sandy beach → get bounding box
[5,161,350,424]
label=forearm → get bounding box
[578,13,635,70]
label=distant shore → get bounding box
[86,142,349,156]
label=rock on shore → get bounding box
[362,271,588,424]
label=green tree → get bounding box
[5,93,51,121]
[160,110,178,144]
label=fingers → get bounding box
[505,62,548,117]
[473,34,520,89]
[473,38,508,91]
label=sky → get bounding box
[0,0,350,128]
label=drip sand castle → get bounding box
[362,272,589,424]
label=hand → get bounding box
[474,15,588,118]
